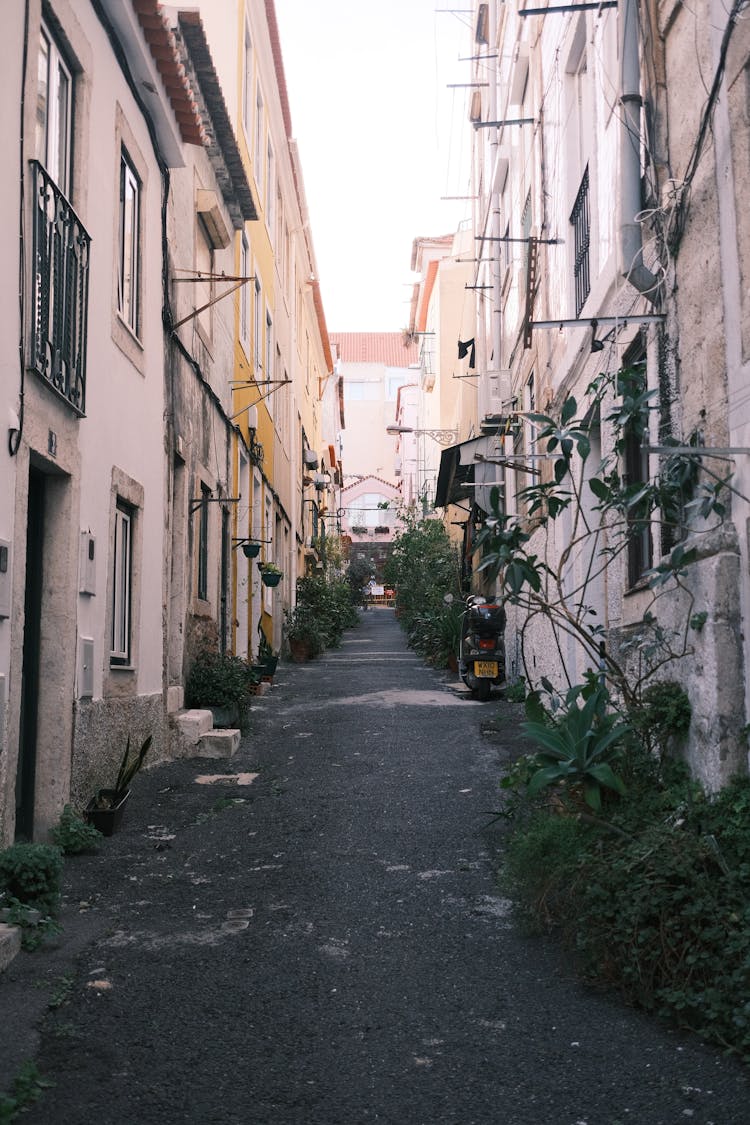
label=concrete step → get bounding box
[196,729,241,759]
[0,923,21,973]
[173,708,213,743]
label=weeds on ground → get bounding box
[500,746,750,1060]
[0,1061,54,1123]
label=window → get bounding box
[620,350,652,586]
[195,215,214,342]
[345,381,379,401]
[198,483,210,601]
[570,166,590,316]
[118,150,141,334]
[265,308,273,417]
[254,277,262,374]
[266,141,275,231]
[254,89,264,190]
[242,22,253,133]
[111,503,132,664]
[36,22,72,197]
[240,235,250,347]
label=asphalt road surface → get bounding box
[2,608,748,1123]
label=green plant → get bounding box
[630,679,691,756]
[0,843,63,916]
[499,764,750,1059]
[473,363,733,713]
[504,677,527,703]
[522,681,630,811]
[0,1060,54,1123]
[285,573,360,658]
[114,733,153,798]
[186,651,257,709]
[259,561,282,575]
[50,805,102,854]
[383,513,463,653]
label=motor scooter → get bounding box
[459,595,506,701]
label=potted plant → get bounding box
[284,605,324,662]
[259,561,283,587]
[241,541,261,559]
[85,734,153,836]
[255,624,279,680]
[185,649,258,727]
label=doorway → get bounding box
[16,469,45,839]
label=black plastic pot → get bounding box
[85,789,130,837]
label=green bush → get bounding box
[499,765,750,1059]
[285,574,359,657]
[383,514,463,661]
[51,806,102,855]
[0,843,63,916]
[186,650,258,708]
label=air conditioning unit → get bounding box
[479,369,512,422]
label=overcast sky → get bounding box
[274,0,472,333]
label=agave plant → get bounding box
[523,683,630,812]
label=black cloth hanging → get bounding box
[458,338,476,368]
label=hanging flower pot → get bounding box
[259,562,283,588]
[242,541,261,559]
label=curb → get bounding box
[0,923,21,973]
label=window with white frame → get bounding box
[254,277,262,375]
[118,150,141,335]
[254,88,264,192]
[197,482,210,601]
[36,21,73,197]
[111,502,132,665]
[242,20,253,135]
[265,307,273,387]
[240,234,250,348]
[266,140,275,231]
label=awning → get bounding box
[434,436,505,514]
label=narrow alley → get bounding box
[3,610,748,1124]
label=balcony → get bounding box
[570,166,590,317]
[30,160,90,415]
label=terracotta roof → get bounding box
[132,0,205,146]
[342,475,402,495]
[331,333,420,367]
[177,12,258,224]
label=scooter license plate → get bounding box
[474,661,498,678]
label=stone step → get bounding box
[196,729,241,759]
[173,709,213,745]
[0,923,21,973]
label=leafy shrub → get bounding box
[51,806,102,854]
[631,680,692,756]
[186,651,258,708]
[499,764,750,1059]
[383,514,463,661]
[522,681,630,811]
[285,575,359,658]
[0,843,63,916]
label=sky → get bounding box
[273,0,473,333]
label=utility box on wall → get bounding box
[79,532,96,595]
[78,637,94,698]
[0,540,10,618]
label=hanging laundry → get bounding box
[458,338,476,368]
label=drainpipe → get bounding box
[619,0,658,300]
[489,0,502,367]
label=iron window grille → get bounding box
[570,165,590,316]
[30,160,90,415]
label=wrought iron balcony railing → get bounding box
[570,165,591,318]
[30,160,90,415]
